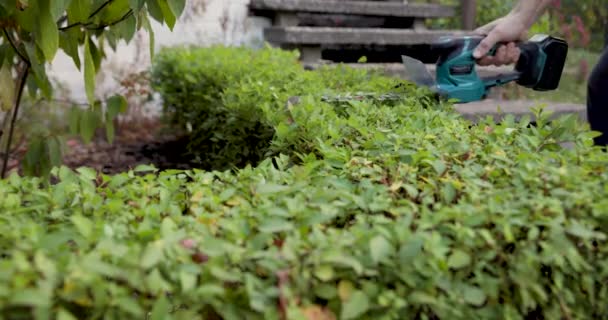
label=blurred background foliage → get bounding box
[418,0,607,52]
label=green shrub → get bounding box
[150,45,416,171]
[2,45,608,320]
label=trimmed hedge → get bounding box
[149,45,428,170]
[1,45,608,320]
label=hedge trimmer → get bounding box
[306,34,568,105]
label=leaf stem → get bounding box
[89,0,115,19]
[59,9,134,32]
[2,28,30,66]
[1,62,29,178]
[57,0,115,31]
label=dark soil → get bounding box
[6,117,202,176]
[63,118,201,175]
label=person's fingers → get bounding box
[493,45,507,66]
[473,28,504,59]
[473,18,502,36]
[477,56,494,66]
[506,42,520,64]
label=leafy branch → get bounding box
[59,9,134,31]
[2,28,29,65]
[58,0,128,31]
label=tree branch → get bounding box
[2,28,30,66]
[1,62,29,178]
[91,10,134,30]
[89,0,114,19]
[58,0,117,31]
[59,9,134,32]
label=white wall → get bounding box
[47,0,270,109]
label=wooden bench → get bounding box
[248,0,462,62]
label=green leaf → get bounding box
[83,35,96,105]
[256,183,289,194]
[567,220,606,240]
[447,249,471,269]
[50,0,70,21]
[116,296,145,317]
[463,285,486,306]
[67,0,92,23]
[322,252,363,275]
[179,269,197,292]
[258,218,293,233]
[36,0,59,61]
[167,0,186,18]
[47,136,63,167]
[15,7,36,32]
[441,182,456,203]
[76,167,97,180]
[105,121,115,144]
[157,0,176,29]
[10,289,50,307]
[71,215,93,238]
[370,235,393,264]
[57,308,78,320]
[141,13,155,58]
[146,0,164,23]
[408,291,438,305]
[150,296,170,320]
[68,106,80,135]
[0,63,15,111]
[432,160,447,175]
[59,28,82,69]
[141,241,164,269]
[106,94,128,119]
[134,164,158,172]
[80,109,99,144]
[314,265,335,281]
[118,13,137,42]
[129,0,146,11]
[341,290,369,320]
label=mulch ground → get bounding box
[6,117,202,176]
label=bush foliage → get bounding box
[149,45,419,171]
[1,46,608,320]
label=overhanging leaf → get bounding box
[83,35,96,105]
[36,0,59,61]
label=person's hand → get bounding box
[472,13,529,66]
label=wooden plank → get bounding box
[461,0,476,30]
[249,0,455,18]
[455,100,586,123]
[264,27,471,45]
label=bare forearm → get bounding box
[510,0,553,28]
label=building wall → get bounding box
[48,0,269,107]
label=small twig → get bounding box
[2,28,30,66]
[59,9,134,32]
[558,295,573,320]
[57,15,68,27]
[90,10,134,30]
[89,0,114,19]
[1,62,29,178]
[58,0,117,31]
[276,269,290,320]
[50,98,90,107]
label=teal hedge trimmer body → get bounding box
[402,34,569,103]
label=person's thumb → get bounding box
[473,31,501,59]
